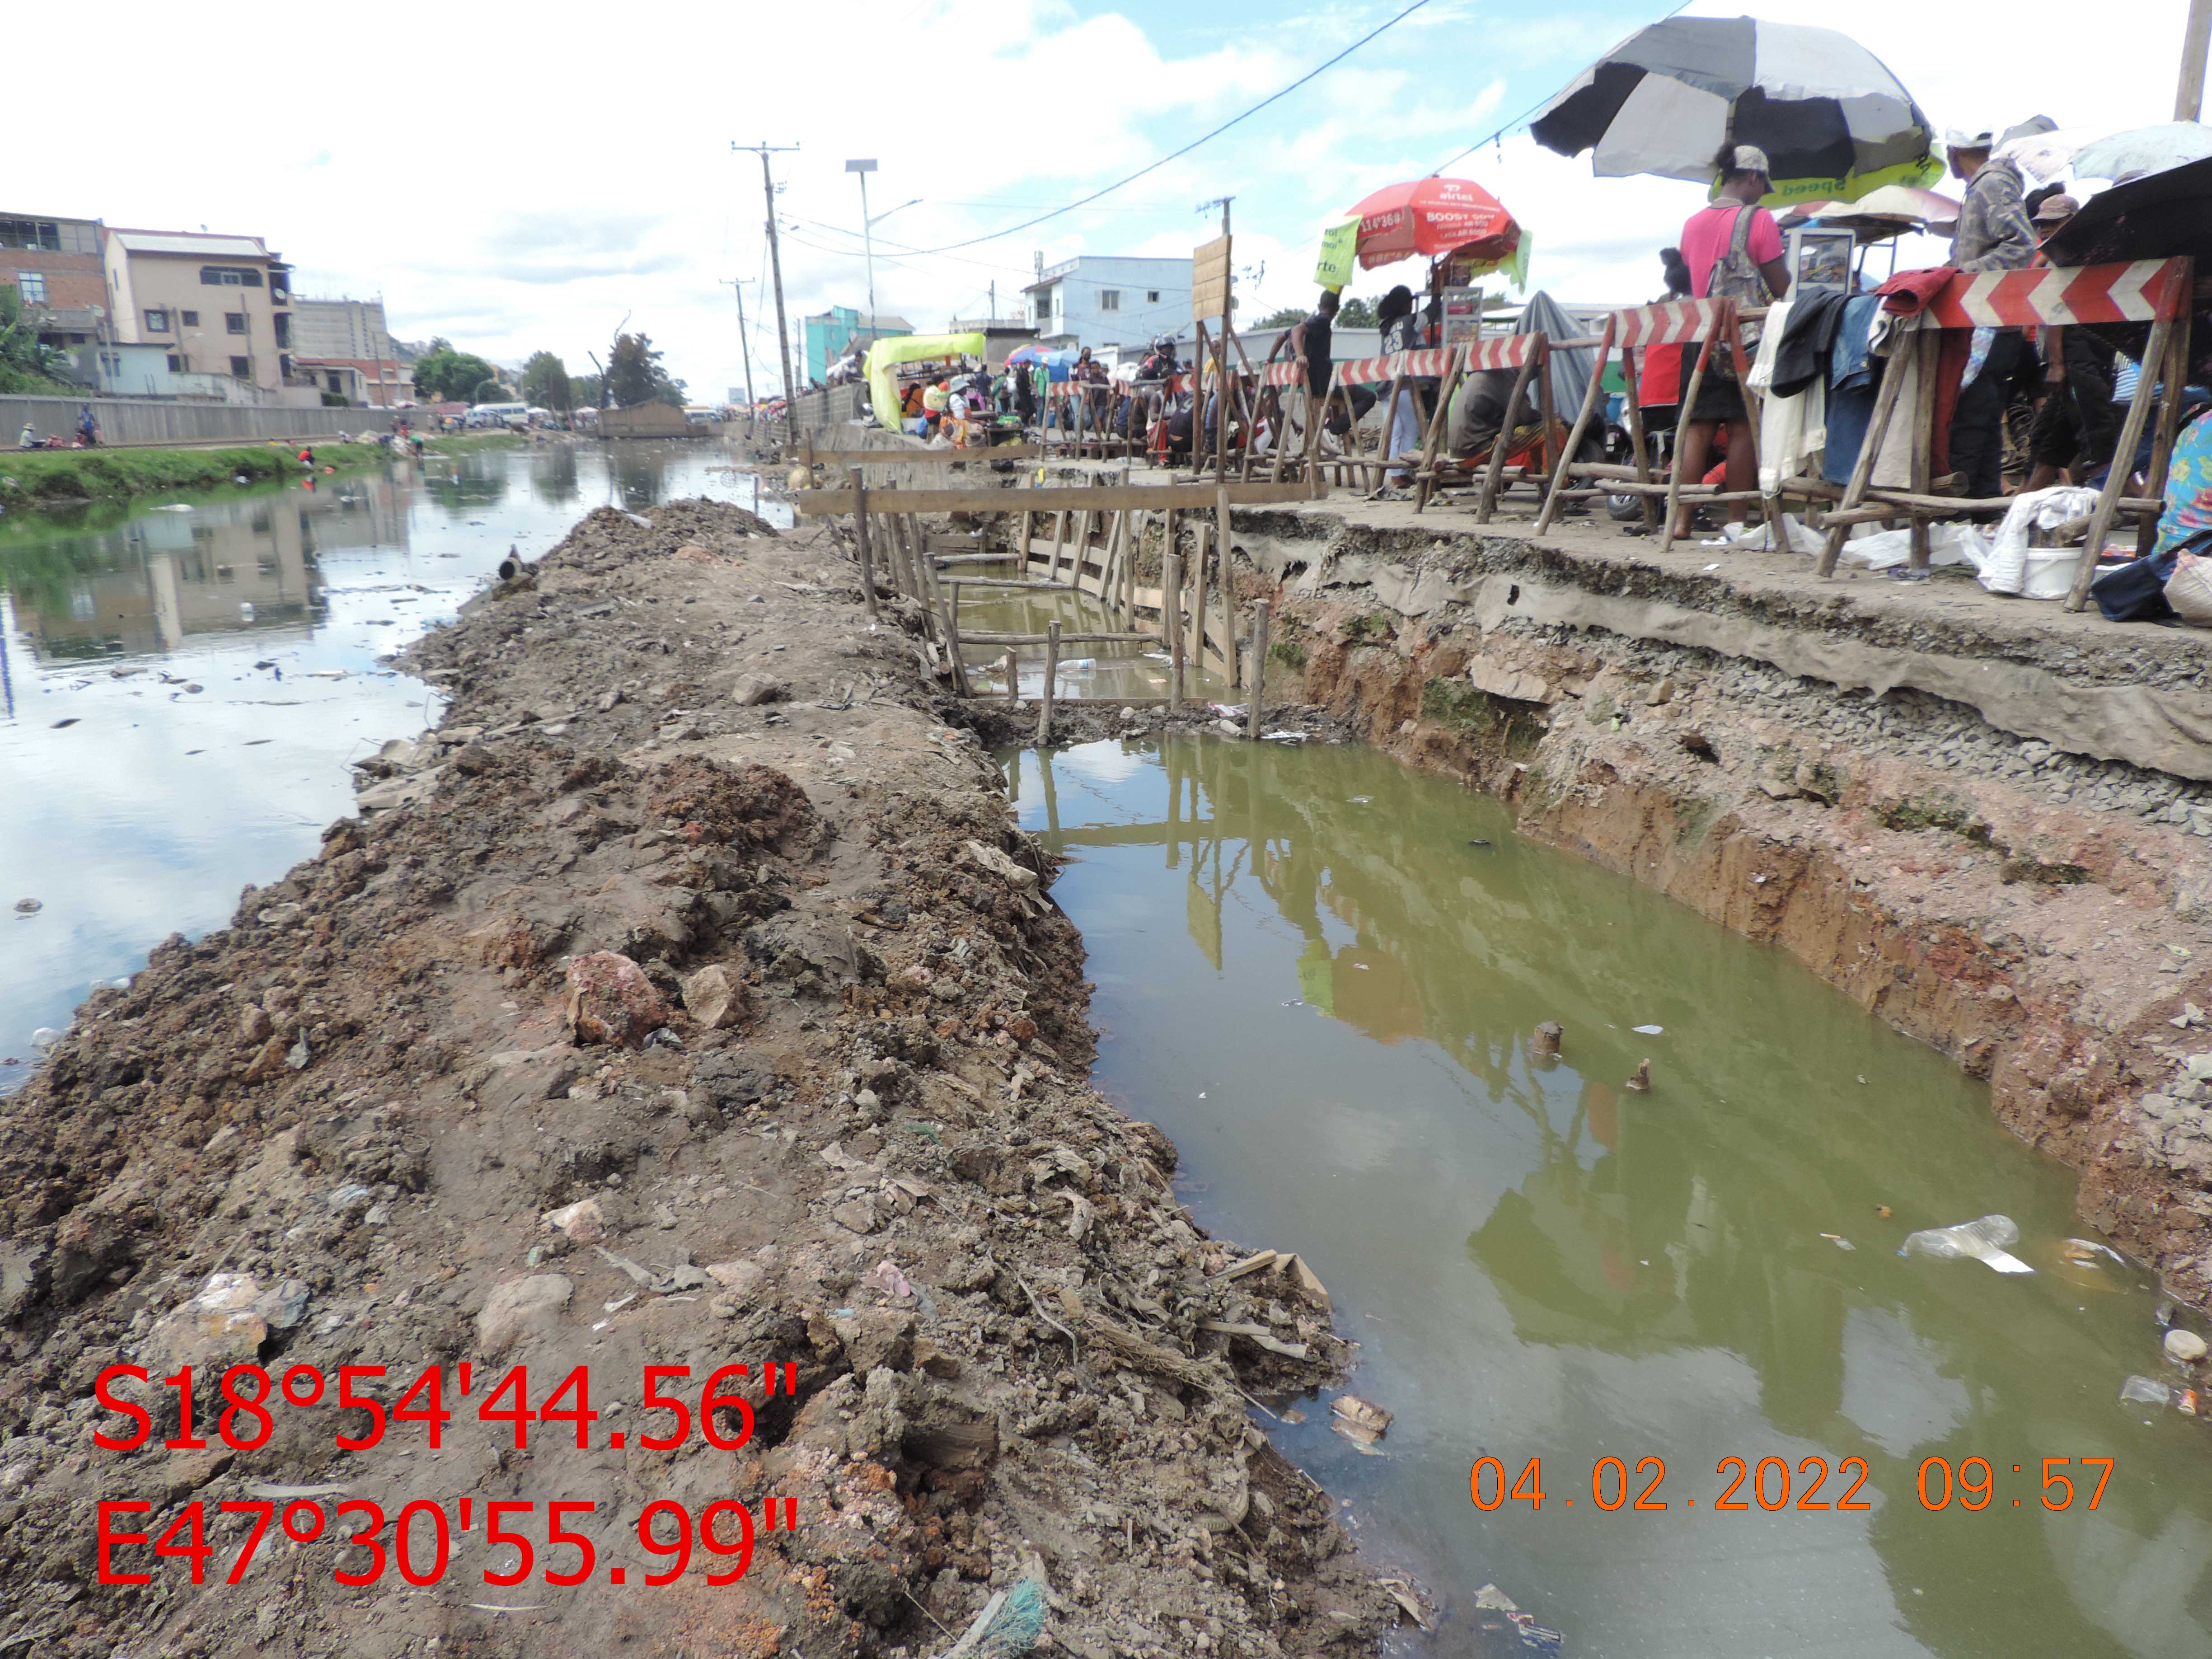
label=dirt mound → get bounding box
[0,499,1402,1658]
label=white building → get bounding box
[1022,256,1194,352]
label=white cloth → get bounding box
[1980,484,2101,595]
[1748,297,1826,496]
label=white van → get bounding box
[468,402,530,430]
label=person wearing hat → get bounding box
[2023,193,2120,490]
[1944,126,2039,497]
[1668,144,1790,540]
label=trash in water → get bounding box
[1468,838,1491,847]
[1331,1394,1392,1450]
[13,898,41,915]
[1632,1024,1664,1035]
[1624,1058,1651,1093]
[2060,1238,2125,1269]
[1348,795,1373,804]
[1875,1204,1894,1218]
[2167,1328,2208,1364]
[1900,1214,2034,1274]
[1820,1233,1856,1251]
[2121,1374,2174,1409]
[155,502,194,513]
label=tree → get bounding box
[605,332,687,408]
[1253,306,1308,329]
[411,336,502,402]
[472,377,510,404]
[0,285,78,394]
[520,350,572,412]
[572,372,603,408]
[1336,296,1378,329]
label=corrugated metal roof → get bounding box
[109,230,268,259]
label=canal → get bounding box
[1013,734,2211,1659]
[0,438,779,1091]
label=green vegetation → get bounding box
[410,337,503,403]
[1337,611,1397,646]
[1268,638,1308,671]
[0,286,78,394]
[521,351,573,412]
[0,432,518,510]
[1999,858,2091,886]
[606,333,686,408]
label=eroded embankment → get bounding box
[0,501,1399,1658]
[1231,510,2212,1306]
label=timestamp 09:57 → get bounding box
[1469,1456,2115,1514]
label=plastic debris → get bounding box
[2121,1375,2174,1409]
[1820,1233,1857,1251]
[2059,1238,2124,1268]
[866,1259,914,1300]
[1900,1214,2034,1274]
[1330,1394,1392,1448]
[13,898,41,915]
[1624,1058,1651,1093]
[1632,1024,1664,1035]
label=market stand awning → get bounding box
[865,333,987,427]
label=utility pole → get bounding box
[736,141,799,450]
[721,278,757,412]
[2182,0,2212,120]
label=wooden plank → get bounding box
[2067,312,2172,610]
[960,630,1159,645]
[793,482,1322,515]
[1246,601,1270,741]
[804,443,1040,464]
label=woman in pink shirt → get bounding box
[1671,144,1790,539]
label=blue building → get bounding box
[1022,256,1194,353]
[801,306,911,388]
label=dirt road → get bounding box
[0,500,1401,1658]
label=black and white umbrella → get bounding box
[1530,16,1941,203]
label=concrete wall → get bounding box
[790,382,868,437]
[2,394,399,447]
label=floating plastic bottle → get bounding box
[1899,1214,2034,1274]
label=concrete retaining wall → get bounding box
[3,395,402,449]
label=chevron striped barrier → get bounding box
[1921,258,2191,330]
[1609,298,1725,350]
[1463,336,1541,372]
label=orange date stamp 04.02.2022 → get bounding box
[1469,1455,2114,1514]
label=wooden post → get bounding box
[1617,343,1656,530]
[1015,509,1032,570]
[1816,341,1915,576]
[848,469,880,620]
[1214,484,1239,688]
[1048,509,1067,581]
[1190,520,1212,670]
[1004,647,1019,707]
[1657,324,1718,553]
[944,578,972,698]
[1415,343,1472,513]
[1163,548,1184,710]
[1246,601,1270,741]
[1477,347,1542,525]
[1537,319,1612,533]
[2067,311,2174,610]
[2140,276,2196,551]
[1907,329,1940,572]
[1036,620,1059,744]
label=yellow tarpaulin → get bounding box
[865,333,988,428]
[1313,219,1359,292]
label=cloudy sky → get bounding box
[18,0,2197,400]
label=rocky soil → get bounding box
[0,501,1406,1658]
[1233,524,2212,1311]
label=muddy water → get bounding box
[953,583,1229,704]
[0,439,780,1091]
[1012,734,2212,1659]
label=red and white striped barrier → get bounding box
[1462,336,1540,372]
[1609,298,1723,349]
[1921,258,2191,329]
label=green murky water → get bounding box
[1010,734,2212,1659]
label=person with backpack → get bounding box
[1669,145,1790,541]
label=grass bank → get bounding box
[0,432,520,509]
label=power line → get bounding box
[905,0,1434,254]
[1427,0,1695,176]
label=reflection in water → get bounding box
[956,581,1228,705]
[1016,736,2212,1659]
[1,440,780,1091]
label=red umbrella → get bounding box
[1345,177,1519,270]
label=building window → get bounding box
[226,313,247,335]
[167,354,183,372]
[1098,290,1120,312]
[15,272,46,304]
[0,219,63,251]
[200,267,263,287]
[144,308,170,333]
[326,372,345,393]
[1148,291,1160,302]
[272,313,289,347]
[230,356,252,379]
[180,309,198,327]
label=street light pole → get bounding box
[847,159,878,332]
[722,277,756,412]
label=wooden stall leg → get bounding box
[1004,648,1019,707]
[1907,329,1940,573]
[1163,548,1184,710]
[1479,351,1541,525]
[1618,343,1656,530]
[2067,312,2174,611]
[1815,342,1914,577]
[1535,322,1611,534]
[1414,355,1465,514]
